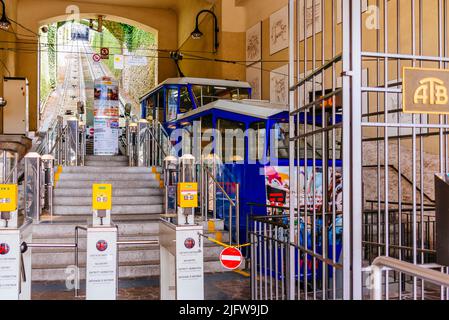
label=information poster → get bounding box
[176,229,204,300]
[94,77,120,155]
[86,229,117,300]
[0,232,20,300]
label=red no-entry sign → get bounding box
[92,53,101,62]
[220,247,243,270]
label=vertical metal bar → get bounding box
[236,183,240,246]
[264,223,268,300]
[288,0,296,301]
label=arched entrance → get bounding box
[38,14,159,132]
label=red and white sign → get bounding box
[219,247,243,270]
[92,53,101,62]
[101,48,109,59]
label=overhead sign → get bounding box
[127,55,148,66]
[219,247,243,270]
[403,67,449,114]
[113,54,124,70]
[92,53,101,62]
[101,47,109,59]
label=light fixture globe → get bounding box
[191,27,203,40]
[0,0,9,30]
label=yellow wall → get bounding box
[0,0,19,131]
[177,0,245,81]
[176,0,290,100]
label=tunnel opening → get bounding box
[38,16,158,135]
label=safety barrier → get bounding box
[125,119,173,167]
[248,205,344,300]
[74,225,159,299]
[369,256,449,300]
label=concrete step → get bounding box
[56,180,161,189]
[54,196,163,206]
[54,188,163,197]
[32,257,226,281]
[39,214,161,224]
[85,161,127,167]
[58,173,159,181]
[62,167,156,174]
[53,204,163,215]
[85,155,128,162]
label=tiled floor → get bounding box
[31,272,250,300]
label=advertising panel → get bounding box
[93,77,120,155]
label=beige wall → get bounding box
[15,0,179,132]
[177,0,246,81]
[0,0,19,132]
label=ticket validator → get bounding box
[0,184,32,300]
[85,183,118,300]
[160,154,204,300]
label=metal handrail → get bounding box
[144,126,168,159]
[203,166,235,206]
[202,165,240,245]
[371,256,449,300]
[48,126,67,155]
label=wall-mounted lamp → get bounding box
[190,9,219,53]
[0,0,11,30]
[0,97,7,108]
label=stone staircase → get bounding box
[31,155,229,282]
[54,156,163,216]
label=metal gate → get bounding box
[250,0,449,300]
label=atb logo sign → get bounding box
[403,67,449,114]
[0,243,10,255]
[414,78,448,105]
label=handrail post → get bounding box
[127,123,137,167]
[371,265,383,300]
[24,153,42,223]
[79,121,86,166]
[41,155,55,221]
[66,117,79,167]
[137,119,148,167]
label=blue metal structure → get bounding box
[140,78,344,278]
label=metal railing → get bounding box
[369,256,449,300]
[200,165,240,245]
[37,116,85,167]
[126,119,174,168]
[248,204,344,300]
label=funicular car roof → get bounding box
[177,99,289,121]
[139,77,252,102]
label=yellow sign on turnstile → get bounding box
[177,182,198,208]
[0,184,17,212]
[92,184,112,210]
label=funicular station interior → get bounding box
[4,0,449,302]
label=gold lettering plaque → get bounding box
[403,67,449,114]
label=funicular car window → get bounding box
[217,118,246,163]
[179,86,193,114]
[248,122,266,161]
[274,123,289,159]
[166,88,179,121]
[191,85,251,107]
